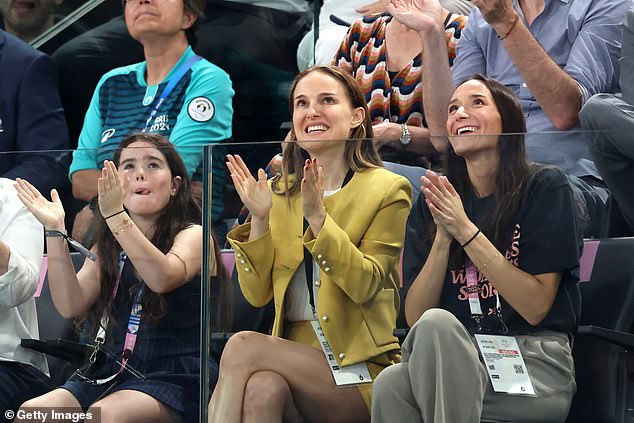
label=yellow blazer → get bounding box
[227,167,412,366]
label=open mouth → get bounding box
[456,126,479,136]
[305,124,328,134]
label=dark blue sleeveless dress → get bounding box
[62,258,218,420]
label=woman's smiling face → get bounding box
[446,79,503,158]
[291,70,365,155]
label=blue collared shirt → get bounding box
[453,0,629,177]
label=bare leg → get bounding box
[89,389,182,423]
[17,389,82,423]
[208,331,369,423]
[242,371,304,423]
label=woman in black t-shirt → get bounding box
[372,75,581,423]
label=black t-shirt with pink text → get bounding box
[403,166,582,337]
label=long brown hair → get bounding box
[443,75,531,268]
[276,65,382,195]
[83,133,229,335]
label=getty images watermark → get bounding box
[4,408,101,422]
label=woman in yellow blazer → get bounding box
[208,65,412,423]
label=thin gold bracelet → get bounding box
[478,252,500,272]
[112,218,135,236]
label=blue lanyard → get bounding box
[142,54,202,132]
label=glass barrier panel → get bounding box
[1,127,632,420]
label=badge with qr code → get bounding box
[474,334,536,395]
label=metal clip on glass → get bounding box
[45,229,97,262]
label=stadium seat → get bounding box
[209,250,274,361]
[566,237,634,423]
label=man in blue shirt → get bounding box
[449,0,628,179]
[387,0,629,237]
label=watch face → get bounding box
[400,124,412,145]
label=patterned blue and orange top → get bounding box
[334,13,467,127]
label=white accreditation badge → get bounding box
[474,334,536,395]
[310,321,372,386]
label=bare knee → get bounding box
[220,331,268,373]
[88,403,115,423]
[18,390,81,422]
[243,371,292,417]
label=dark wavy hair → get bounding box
[123,0,204,47]
[277,65,382,195]
[83,133,230,336]
[442,74,531,268]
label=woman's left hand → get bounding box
[422,170,474,241]
[387,0,444,33]
[301,158,326,230]
[98,160,125,218]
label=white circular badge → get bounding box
[188,97,215,122]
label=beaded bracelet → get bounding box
[112,218,135,236]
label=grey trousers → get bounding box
[579,6,634,235]
[371,309,576,423]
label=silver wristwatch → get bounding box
[400,123,412,146]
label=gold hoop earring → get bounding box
[360,122,367,139]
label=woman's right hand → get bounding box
[226,154,272,221]
[14,178,66,231]
[421,172,451,242]
[386,0,443,33]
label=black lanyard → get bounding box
[302,168,354,311]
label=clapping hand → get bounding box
[14,178,65,231]
[386,0,443,33]
[98,160,125,218]
[301,158,326,231]
[226,154,272,220]
[422,170,471,241]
